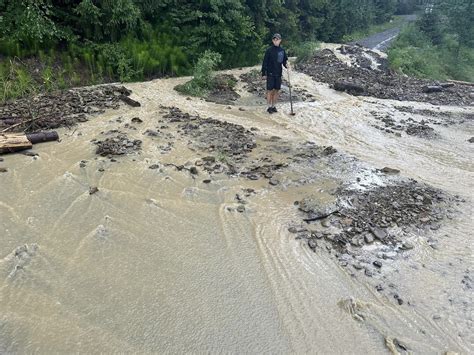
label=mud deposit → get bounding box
[296,45,473,106]
[0,56,473,354]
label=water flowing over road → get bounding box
[0,48,472,353]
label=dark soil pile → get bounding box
[159,107,339,180]
[296,45,473,106]
[162,106,256,167]
[0,85,136,133]
[205,74,240,105]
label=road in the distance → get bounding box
[353,14,417,52]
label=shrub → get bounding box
[175,50,222,97]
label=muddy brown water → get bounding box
[1,62,473,353]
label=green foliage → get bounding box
[0,60,37,102]
[291,41,320,64]
[0,0,67,43]
[388,20,474,82]
[175,50,222,97]
[396,0,418,15]
[417,12,443,45]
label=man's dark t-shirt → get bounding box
[261,45,288,77]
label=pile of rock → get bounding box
[296,46,473,106]
[370,111,438,138]
[94,133,142,156]
[297,179,461,256]
[205,74,241,105]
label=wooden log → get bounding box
[26,131,58,144]
[0,133,32,154]
[119,95,141,107]
[447,79,474,87]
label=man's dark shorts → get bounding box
[266,75,282,90]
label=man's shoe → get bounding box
[271,106,278,113]
[267,107,273,114]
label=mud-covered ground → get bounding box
[296,45,473,106]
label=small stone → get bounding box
[149,164,160,169]
[394,294,404,305]
[269,178,279,186]
[308,239,317,250]
[189,167,198,175]
[321,219,331,228]
[239,107,246,111]
[400,241,414,250]
[380,167,400,174]
[370,227,387,241]
[236,205,245,213]
[202,156,216,163]
[376,284,384,292]
[468,137,474,143]
[23,151,38,157]
[364,234,374,244]
[89,186,99,195]
[203,179,211,184]
[352,263,364,270]
[0,167,8,173]
[98,168,105,172]
[131,117,143,123]
[373,260,383,268]
[364,268,373,277]
[0,157,4,162]
[288,227,298,234]
[430,224,441,231]
[432,314,441,320]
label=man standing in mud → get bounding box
[261,33,289,114]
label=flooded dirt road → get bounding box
[1,48,473,353]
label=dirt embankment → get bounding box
[0,85,137,133]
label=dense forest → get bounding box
[2,0,470,101]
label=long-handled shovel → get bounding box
[287,68,295,116]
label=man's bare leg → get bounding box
[266,90,272,109]
[273,90,280,108]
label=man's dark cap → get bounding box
[272,33,282,40]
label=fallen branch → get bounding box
[1,116,41,133]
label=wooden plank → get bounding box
[0,133,32,154]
